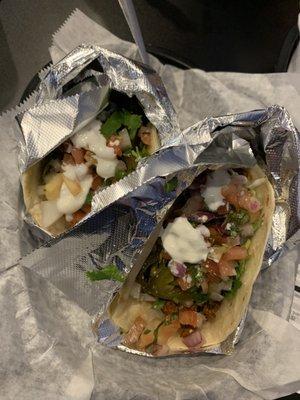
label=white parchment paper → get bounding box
[0,8,299,400]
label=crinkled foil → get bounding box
[15,44,181,241]
[20,102,299,357]
[17,44,181,174]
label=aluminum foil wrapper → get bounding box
[16,44,181,241]
[21,104,299,358]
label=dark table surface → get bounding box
[0,1,299,398]
[0,0,299,112]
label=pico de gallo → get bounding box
[35,95,160,230]
[122,168,264,355]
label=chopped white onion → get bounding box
[210,292,224,302]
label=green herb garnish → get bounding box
[115,169,128,181]
[85,191,93,205]
[152,298,165,310]
[164,177,178,193]
[144,329,151,335]
[123,110,143,140]
[101,111,123,138]
[224,260,246,299]
[86,264,125,282]
[101,110,142,139]
[124,146,148,162]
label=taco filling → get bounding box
[110,166,274,355]
[22,95,160,234]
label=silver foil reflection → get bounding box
[17,44,181,173]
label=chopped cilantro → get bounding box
[115,169,128,181]
[101,109,142,140]
[188,287,209,304]
[123,110,142,140]
[124,146,148,162]
[164,177,178,193]
[144,329,151,335]
[85,191,93,205]
[152,298,165,310]
[224,260,246,299]
[86,264,125,282]
[101,111,123,138]
[189,265,204,283]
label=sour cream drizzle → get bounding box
[161,217,209,264]
[201,169,230,211]
[71,119,119,179]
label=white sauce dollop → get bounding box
[161,217,209,264]
[57,176,93,215]
[71,119,119,179]
[202,169,231,211]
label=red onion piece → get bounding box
[249,197,261,213]
[168,260,187,278]
[182,330,203,348]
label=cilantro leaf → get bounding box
[152,298,165,310]
[101,111,123,138]
[85,191,93,205]
[124,146,148,162]
[115,169,129,181]
[224,260,246,299]
[123,111,142,140]
[86,264,125,282]
[164,177,178,193]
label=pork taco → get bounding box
[109,165,274,355]
[22,92,160,235]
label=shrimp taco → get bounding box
[22,92,160,235]
[110,165,274,355]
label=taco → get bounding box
[22,92,160,235]
[109,165,274,355]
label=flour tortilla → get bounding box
[22,124,160,236]
[110,165,275,352]
[21,162,68,235]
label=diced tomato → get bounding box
[107,135,122,157]
[222,185,261,214]
[71,148,86,164]
[91,175,104,191]
[63,153,75,165]
[177,275,193,291]
[179,308,198,327]
[69,210,86,227]
[157,320,180,346]
[203,259,221,283]
[223,246,247,261]
[123,316,146,346]
[81,203,91,214]
[218,257,236,277]
[162,301,178,315]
